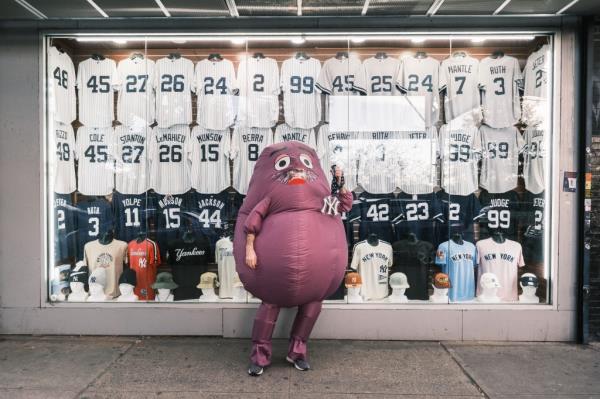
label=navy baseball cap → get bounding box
[519,274,539,287]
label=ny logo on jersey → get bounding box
[321,196,340,216]
[138,257,147,269]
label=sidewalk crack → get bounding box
[440,342,490,399]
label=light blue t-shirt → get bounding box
[435,240,477,302]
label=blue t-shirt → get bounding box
[435,240,477,302]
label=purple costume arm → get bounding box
[337,190,353,213]
[244,197,272,235]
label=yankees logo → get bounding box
[321,196,340,216]
[138,257,147,269]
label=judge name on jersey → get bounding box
[195,132,224,142]
[158,196,183,208]
[483,252,515,262]
[446,64,473,74]
[174,246,207,262]
[242,134,266,143]
[156,132,186,144]
[361,252,391,263]
[119,134,146,144]
[450,132,472,144]
[489,65,508,75]
[490,198,510,208]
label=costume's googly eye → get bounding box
[300,154,313,169]
[274,155,291,171]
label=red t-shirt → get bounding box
[128,238,161,300]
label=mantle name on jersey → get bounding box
[156,133,186,144]
[158,196,183,209]
[361,252,390,262]
[328,132,350,141]
[451,253,474,262]
[196,132,223,142]
[447,64,473,74]
[242,134,265,143]
[483,252,515,262]
[490,198,510,208]
[56,129,68,140]
[175,247,206,262]
[282,132,308,142]
[489,65,507,75]
[196,198,225,210]
[119,134,146,144]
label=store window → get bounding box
[45,33,553,305]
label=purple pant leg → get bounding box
[250,302,281,367]
[287,300,323,361]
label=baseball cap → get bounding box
[389,272,410,289]
[344,272,362,288]
[152,272,178,290]
[197,272,219,289]
[69,263,89,284]
[480,272,501,289]
[88,268,107,287]
[434,273,451,289]
[118,268,137,286]
[232,272,244,288]
[519,273,539,287]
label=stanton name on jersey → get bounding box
[119,134,145,144]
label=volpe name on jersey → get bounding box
[119,197,143,207]
[156,133,186,143]
[119,134,146,144]
[242,134,266,143]
[483,252,515,262]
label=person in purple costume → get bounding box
[233,141,352,376]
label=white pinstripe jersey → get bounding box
[522,45,550,127]
[438,124,481,196]
[190,127,232,194]
[114,125,151,195]
[48,46,76,124]
[195,58,238,130]
[396,56,440,128]
[237,57,280,128]
[362,57,401,96]
[149,125,192,195]
[280,57,321,129]
[478,55,523,128]
[522,126,545,195]
[316,124,360,191]
[479,125,525,194]
[396,127,439,195]
[273,123,317,150]
[154,57,195,128]
[230,126,273,195]
[115,57,155,127]
[51,120,76,194]
[439,55,480,123]
[316,56,367,95]
[77,57,117,128]
[76,126,115,196]
[357,131,399,194]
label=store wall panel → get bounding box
[0,30,42,309]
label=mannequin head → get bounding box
[345,272,363,299]
[389,272,410,291]
[432,285,449,296]
[89,283,105,297]
[479,272,501,301]
[519,273,539,296]
[119,283,134,296]
[70,282,85,294]
[157,288,171,298]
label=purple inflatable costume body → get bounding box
[233,141,352,367]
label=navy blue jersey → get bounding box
[392,192,443,245]
[520,190,545,263]
[75,197,114,260]
[112,192,157,243]
[357,192,397,243]
[155,193,187,259]
[478,190,520,240]
[53,193,77,263]
[184,191,235,248]
[436,191,483,245]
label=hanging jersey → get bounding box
[48,46,76,124]
[478,55,523,128]
[436,191,483,244]
[215,237,236,299]
[396,56,440,127]
[154,193,186,259]
[190,127,231,194]
[479,125,525,194]
[357,131,399,194]
[76,126,115,196]
[522,126,545,195]
[350,240,393,301]
[53,194,77,262]
[436,240,478,302]
[195,58,238,130]
[476,238,525,302]
[396,127,439,195]
[128,238,160,300]
[357,192,397,244]
[75,197,113,260]
[393,192,443,245]
[274,123,317,150]
[363,56,400,96]
[237,56,280,128]
[114,125,151,195]
[230,126,273,195]
[280,56,322,129]
[439,55,480,123]
[522,45,550,126]
[478,189,520,240]
[316,124,360,191]
[154,57,195,128]
[521,190,545,263]
[112,192,156,243]
[316,56,367,95]
[77,57,117,127]
[149,125,191,195]
[115,57,155,126]
[438,124,481,196]
[51,121,77,194]
[184,191,234,246]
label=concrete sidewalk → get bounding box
[0,336,599,399]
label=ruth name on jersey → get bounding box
[483,252,515,262]
[174,247,206,262]
[87,206,102,215]
[242,134,265,143]
[451,252,474,262]
[446,64,473,74]
[158,196,183,209]
[119,134,145,144]
[489,65,507,75]
[156,133,186,143]
[195,132,223,142]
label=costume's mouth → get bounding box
[287,169,307,185]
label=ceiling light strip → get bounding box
[493,0,512,15]
[297,0,302,16]
[556,0,579,15]
[225,0,239,17]
[13,0,47,19]
[361,0,370,16]
[86,0,109,18]
[154,0,171,17]
[426,0,445,16]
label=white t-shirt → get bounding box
[215,237,236,299]
[438,124,481,196]
[479,125,525,194]
[478,55,523,128]
[350,240,393,301]
[476,238,525,302]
